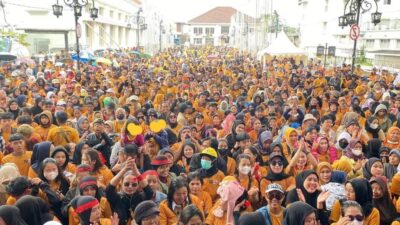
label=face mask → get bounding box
[44,171,58,181]
[218,148,228,156]
[370,124,379,129]
[117,114,125,120]
[239,166,251,175]
[350,221,363,225]
[201,159,212,170]
[351,149,362,156]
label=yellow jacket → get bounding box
[159,194,203,225]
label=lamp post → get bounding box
[159,20,163,52]
[52,0,98,72]
[136,8,143,49]
[338,0,381,74]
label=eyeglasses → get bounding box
[270,161,283,167]
[170,115,176,118]
[267,192,284,200]
[348,215,364,221]
[123,182,138,187]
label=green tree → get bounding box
[1,31,30,47]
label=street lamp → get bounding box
[338,0,381,74]
[52,0,98,72]
[159,20,163,52]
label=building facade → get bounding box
[2,0,142,55]
[187,7,236,46]
[297,0,400,68]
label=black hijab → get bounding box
[370,177,397,225]
[238,211,267,225]
[362,157,382,180]
[0,205,27,225]
[15,196,54,225]
[286,170,320,209]
[365,116,380,139]
[265,153,290,181]
[365,139,382,159]
[282,201,316,225]
[345,178,374,217]
[30,141,52,173]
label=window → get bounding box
[205,27,214,35]
[397,40,400,49]
[205,37,214,45]
[380,19,390,30]
[384,0,391,5]
[322,22,327,35]
[380,39,390,48]
[221,26,229,34]
[324,0,329,11]
[99,7,104,16]
[366,39,374,48]
[193,27,203,35]
[194,38,202,45]
[110,10,114,18]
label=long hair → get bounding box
[38,158,70,194]
[167,177,192,210]
[178,205,204,225]
[84,149,104,173]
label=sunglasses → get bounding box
[267,192,284,200]
[123,182,138,187]
[348,215,364,221]
[270,161,283,167]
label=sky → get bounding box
[144,0,299,26]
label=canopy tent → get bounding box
[257,31,306,61]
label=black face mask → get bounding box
[218,148,229,156]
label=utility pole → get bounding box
[159,20,163,52]
[274,10,279,38]
[136,7,143,49]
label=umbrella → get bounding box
[129,50,141,55]
[17,57,35,65]
[55,62,64,67]
[0,52,17,61]
[96,57,112,65]
[72,50,95,63]
[139,53,151,59]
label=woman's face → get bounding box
[303,212,318,225]
[342,206,364,224]
[318,139,328,152]
[189,178,202,195]
[81,120,90,131]
[146,175,159,192]
[345,183,356,201]
[389,154,400,166]
[272,146,282,154]
[370,161,383,177]
[53,151,67,167]
[235,124,245,133]
[289,131,298,143]
[44,162,58,174]
[89,204,101,223]
[10,102,18,110]
[390,129,400,142]
[83,186,97,197]
[297,152,307,167]
[371,182,383,199]
[40,116,49,125]
[185,215,203,225]
[303,174,319,193]
[243,149,255,164]
[270,157,283,174]
[81,154,92,167]
[183,145,194,159]
[122,175,138,195]
[212,116,221,126]
[253,120,262,130]
[157,164,170,178]
[319,167,332,184]
[173,186,188,205]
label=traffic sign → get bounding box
[76,23,82,39]
[350,24,360,40]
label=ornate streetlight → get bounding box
[52,0,98,71]
[338,0,381,74]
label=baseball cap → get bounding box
[266,183,284,193]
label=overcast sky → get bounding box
[145,0,299,26]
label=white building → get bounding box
[2,0,142,54]
[187,7,236,46]
[230,11,257,53]
[297,0,400,68]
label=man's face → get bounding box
[11,140,24,154]
[1,118,12,127]
[94,123,104,133]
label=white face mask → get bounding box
[350,220,363,225]
[239,166,252,175]
[370,124,379,129]
[44,171,58,181]
[351,149,362,156]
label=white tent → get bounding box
[257,31,305,59]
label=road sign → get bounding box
[76,23,82,39]
[328,46,336,57]
[350,24,360,40]
[317,45,325,57]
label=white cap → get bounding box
[127,95,139,101]
[106,88,114,93]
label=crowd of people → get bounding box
[0,46,399,225]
